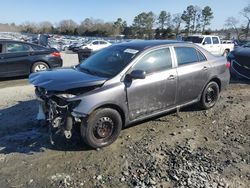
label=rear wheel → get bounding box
[31,62,49,73]
[200,81,220,110]
[81,108,122,148]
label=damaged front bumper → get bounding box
[35,87,83,144]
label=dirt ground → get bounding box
[0,80,249,188]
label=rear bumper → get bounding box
[48,57,63,68]
[219,69,230,91]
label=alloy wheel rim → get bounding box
[34,64,47,72]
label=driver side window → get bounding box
[132,48,172,74]
[204,37,212,44]
[92,41,99,45]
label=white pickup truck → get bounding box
[185,35,234,56]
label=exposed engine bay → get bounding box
[35,87,84,144]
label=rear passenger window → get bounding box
[133,48,172,74]
[6,43,30,53]
[93,41,99,45]
[32,45,46,51]
[175,47,199,66]
[197,50,206,61]
[212,37,219,44]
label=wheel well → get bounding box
[210,78,221,91]
[30,61,50,73]
[95,104,126,127]
[224,49,230,52]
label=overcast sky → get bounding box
[0,0,249,29]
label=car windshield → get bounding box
[185,36,204,43]
[79,45,140,78]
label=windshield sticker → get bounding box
[124,49,139,54]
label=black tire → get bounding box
[31,62,49,73]
[200,81,220,110]
[81,108,122,148]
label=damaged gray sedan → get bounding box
[29,40,230,148]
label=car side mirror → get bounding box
[202,41,206,45]
[128,70,146,80]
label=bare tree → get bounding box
[225,17,240,39]
[39,21,53,33]
[241,4,250,39]
[21,22,38,33]
[58,19,78,35]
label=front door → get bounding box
[202,37,213,53]
[125,47,177,120]
[3,42,32,76]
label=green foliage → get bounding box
[132,11,155,39]
[201,6,214,33]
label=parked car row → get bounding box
[0,39,62,77]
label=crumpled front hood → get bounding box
[29,68,107,91]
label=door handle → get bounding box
[168,75,175,80]
[202,66,209,71]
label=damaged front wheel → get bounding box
[81,108,122,148]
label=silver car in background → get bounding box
[29,40,230,148]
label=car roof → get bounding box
[0,39,47,48]
[0,39,31,44]
[115,40,184,50]
[188,35,218,38]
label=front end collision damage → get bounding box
[35,86,97,144]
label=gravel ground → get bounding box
[0,80,249,187]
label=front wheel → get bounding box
[200,81,220,110]
[81,108,122,148]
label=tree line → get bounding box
[1,4,250,40]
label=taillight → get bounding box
[51,52,61,57]
[226,61,231,68]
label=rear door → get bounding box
[174,46,210,105]
[126,47,177,120]
[2,42,33,76]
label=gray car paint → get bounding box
[68,43,230,126]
